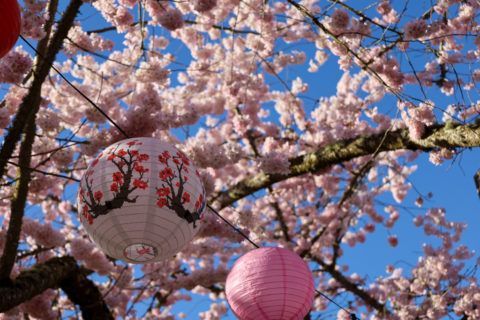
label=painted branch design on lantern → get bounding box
[156,150,205,228]
[79,140,149,224]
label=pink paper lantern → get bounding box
[226,247,315,320]
[77,137,206,263]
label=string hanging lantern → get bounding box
[225,247,315,320]
[0,0,21,59]
[77,137,206,263]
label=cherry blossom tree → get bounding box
[1,0,480,319]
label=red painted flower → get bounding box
[107,153,115,161]
[86,213,94,225]
[110,183,119,192]
[158,151,171,164]
[82,207,94,224]
[91,158,99,167]
[156,187,170,197]
[117,149,127,157]
[138,153,149,161]
[181,157,190,166]
[157,197,168,208]
[159,167,174,180]
[173,158,180,165]
[162,151,171,159]
[133,179,148,189]
[127,140,138,146]
[182,192,190,203]
[137,246,151,255]
[134,164,149,173]
[94,190,103,201]
[176,151,186,158]
[130,149,139,157]
[112,172,123,182]
[159,155,167,164]
[177,151,190,166]
[195,194,204,210]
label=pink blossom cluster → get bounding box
[65,27,114,54]
[21,0,48,39]
[22,218,65,248]
[69,238,114,275]
[92,0,135,31]
[196,209,246,242]
[0,48,32,84]
[399,101,437,140]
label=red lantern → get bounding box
[0,0,21,59]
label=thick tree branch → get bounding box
[0,256,113,319]
[0,0,83,182]
[213,122,480,208]
[60,268,114,320]
[0,118,36,282]
[0,256,77,312]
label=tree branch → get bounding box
[313,256,389,316]
[0,117,36,282]
[86,19,260,35]
[0,256,77,312]
[0,0,83,182]
[212,122,480,208]
[0,256,113,319]
[60,267,114,320]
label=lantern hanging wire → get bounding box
[22,34,360,320]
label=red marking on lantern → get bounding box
[136,246,151,255]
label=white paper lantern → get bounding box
[77,137,206,263]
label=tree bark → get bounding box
[213,122,480,208]
[60,267,114,320]
[0,116,36,282]
[0,256,113,319]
